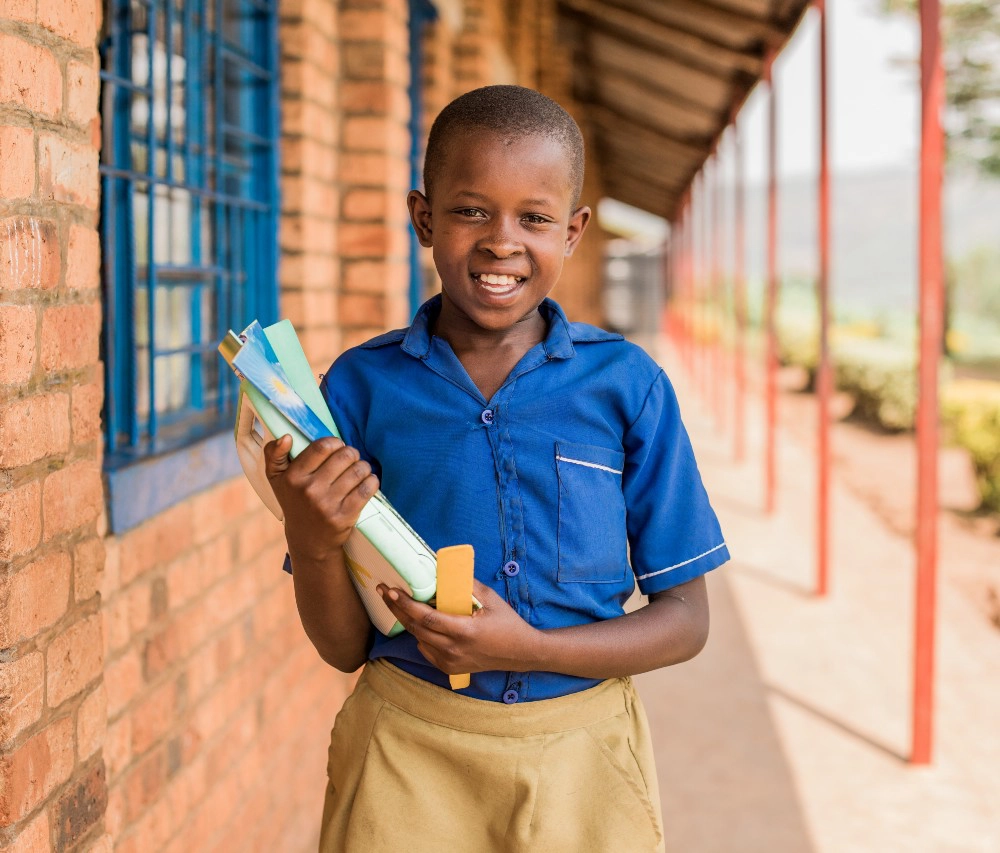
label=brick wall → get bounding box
[1,2,609,851]
[0,1,107,851]
[99,2,355,852]
[338,0,413,348]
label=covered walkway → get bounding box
[637,344,1000,852]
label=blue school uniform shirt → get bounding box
[311,295,728,703]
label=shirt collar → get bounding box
[401,295,577,361]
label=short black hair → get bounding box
[422,85,585,207]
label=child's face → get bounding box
[408,131,590,336]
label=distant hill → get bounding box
[742,168,1000,311]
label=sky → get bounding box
[740,0,921,182]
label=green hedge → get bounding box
[834,339,922,431]
[943,380,1000,512]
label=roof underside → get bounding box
[557,0,813,221]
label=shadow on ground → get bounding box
[635,572,816,853]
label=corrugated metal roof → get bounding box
[558,0,813,219]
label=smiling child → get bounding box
[264,85,729,853]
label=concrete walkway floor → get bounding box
[635,349,1000,853]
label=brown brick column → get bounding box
[0,2,108,851]
[338,0,413,348]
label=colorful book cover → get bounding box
[226,320,333,443]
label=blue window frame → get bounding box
[99,0,279,471]
[408,0,437,317]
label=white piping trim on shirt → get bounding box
[556,455,623,475]
[635,542,727,580]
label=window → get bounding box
[99,0,279,469]
[98,0,279,531]
[408,0,437,315]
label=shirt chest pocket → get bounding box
[555,441,629,583]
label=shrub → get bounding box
[834,339,924,432]
[942,380,1000,512]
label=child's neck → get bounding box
[434,308,547,401]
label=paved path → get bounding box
[635,347,1000,852]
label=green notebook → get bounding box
[223,319,438,636]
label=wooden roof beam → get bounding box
[586,103,713,161]
[622,0,786,49]
[558,0,763,77]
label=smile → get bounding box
[472,273,525,295]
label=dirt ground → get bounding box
[777,366,1000,631]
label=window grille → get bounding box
[99,0,279,467]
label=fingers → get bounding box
[263,434,293,478]
[378,586,466,640]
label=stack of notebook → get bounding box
[218,319,438,637]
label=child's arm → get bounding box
[378,576,709,680]
[265,435,378,672]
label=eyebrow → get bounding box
[453,191,557,207]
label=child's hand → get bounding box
[377,580,541,675]
[264,434,379,561]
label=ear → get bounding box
[564,205,591,257]
[408,190,433,247]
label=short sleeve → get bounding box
[623,370,729,595]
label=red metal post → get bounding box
[734,123,747,463]
[912,0,944,766]
[816,0,832,597]
[712,154,726,428]
[765,59,779,514]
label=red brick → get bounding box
[0,551,71,649]
[103,592,129,657]
[339,151,409,189]
[119,501,195,585]
[127,579,152,636]
[123,747,168,822]
[0,810,49,853]
[280,288,337,328]
[0,714,75,825]
[66,58,100,126]
[42,303,101,372]
[73,537,104,603]
[66,224,101,291]
[2,0,35,24]
[0,126,34,198]
[104,648,142,718]
[55,759,107,850]
[0,34,62,117]
[0,480,42,561]
[37,0,99,48]
[0,303,37,386]
[84,833,114,853]
[39,133,99,208]
[0,651,44,743]
[342,187,389,221]
[131,679,176,756]
[339,292,387,328]
[339,8,408,43]
[0,217,61,291]
[100,537,120,598]
[340,80,410,118]
[103,714,131,781]
[42,459,103,540]
[76,684,107,761]
[280,98,337,144]
[0,392,71,467]
[46,612,103,707]
[343,259,408,295]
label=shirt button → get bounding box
[503,560,520,577]
[481,409,494,425]
[502,689,519,704]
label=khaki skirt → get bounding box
[319,659,664,853]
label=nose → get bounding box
[478,216,524,258]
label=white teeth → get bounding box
[476,274,522,286]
